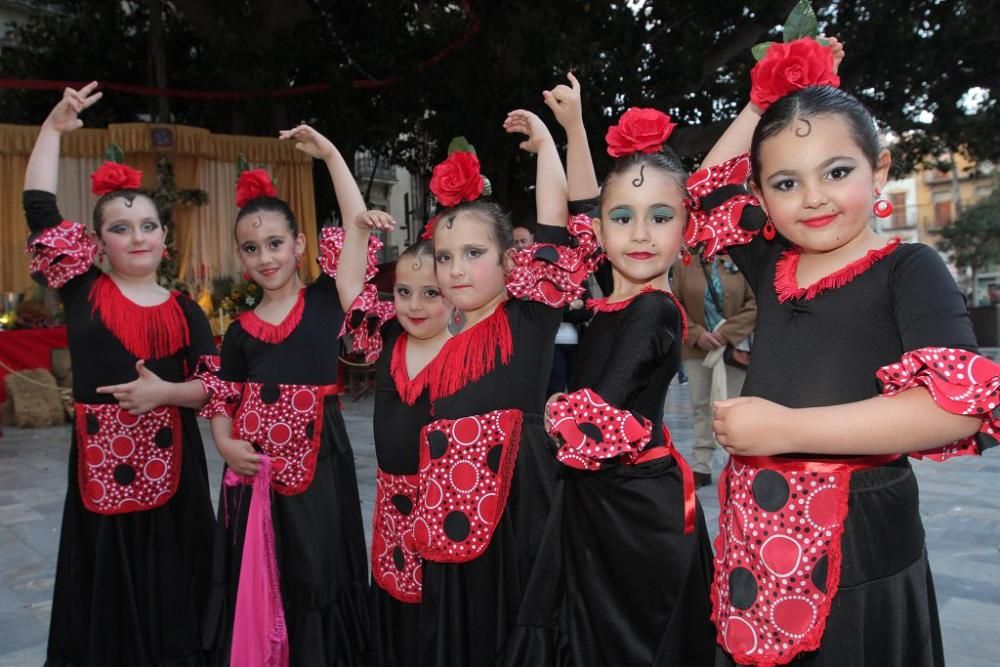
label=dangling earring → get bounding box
[162,247,170,259]
[97,247,106,263]
[873,189,893,218]
[242,271,252,282]
[681,247,692,266]
[447,307,466,335]
[761,219,776,241]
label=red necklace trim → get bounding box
[89,274,189,359]
[427,302,513,402]
[774,238,901,303]
[237,289,306,344]
[586,286,688,342]
[390,334,435,406]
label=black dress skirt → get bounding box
[25,190,217,666]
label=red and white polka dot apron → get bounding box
[371,469,423,602]
[413,409,523,563]
[712,454,899,666]
[232,382,338,496]
[74,403,183,515]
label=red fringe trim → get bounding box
[427,302,512,402]
[774,238,901,303]
[89,274,189,359]
[585,286,688,342]
[390,334,434,406]
[237,289,305,344]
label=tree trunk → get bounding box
[147,0,170,123]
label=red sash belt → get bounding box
[712,453,900,666]
[371,469,423,602]
[232,382,338,495]
[74,403,182,515]
[413,409,523,564]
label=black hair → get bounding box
[750,86,882,186]
[397,239,436,274]
[435,199,514,258]
[598,147,688,210]
[234,196,299,238]
[92,189,159,236]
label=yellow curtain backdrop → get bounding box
[0,123,316,294]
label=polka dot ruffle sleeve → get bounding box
[683,154,768,261]
[877,346,1000,460]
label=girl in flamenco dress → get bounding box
[282,125,454,667]
[25,82,218,666]
[505,74,716,667]
[199,128,372,665]
[409,107,598,665]
[685,36,998,666]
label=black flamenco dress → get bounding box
[25,190,217,666]
[682,155,1000,666]
[367,319,437,667]
[200,231,369,666]
[505,287,717,666]
[404,221,597,666]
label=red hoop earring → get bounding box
[873,189,893,218]
[681,248,692,266]
[762,220,776,241]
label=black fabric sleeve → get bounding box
[533,222,570,246]
[218,323,249,383]
[179,295,219,375]
[568,198,599,217]
[589,292,679,407]
[23,190,64,236]
[890,244,978,352]
[727,236,784,297]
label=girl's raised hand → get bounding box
[543,72,583,132]
[825,36,845,72]
[503,109,554,154]
[353,209,396,232]
[44,81,102,134]
[279,124,335,161]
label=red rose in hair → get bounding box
[605,108,676,158]
[429,151,484,207]
[90,162,143,196]
[235,169,278,208]
[750,38,840,110]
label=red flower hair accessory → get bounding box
[605,107,677,158]
[429,151,485,208]
[90,162,143,196]
[235,168,278,209]
[419,214,442,241]
[750,37,840,110]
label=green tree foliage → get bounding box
[2,1,995,220]
[936,176,1000,280]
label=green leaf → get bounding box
[104,143,124,164]
[447,136,476,156]
[783,0,818,42]
[751,41,774,61]
[235,154,250,175]
[481,176,492,197]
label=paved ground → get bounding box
[1,381,998,665]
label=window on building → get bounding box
[888,192,908,228]
[932,191,953,227]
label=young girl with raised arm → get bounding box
[24,83,217,666]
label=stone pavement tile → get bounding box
[0,608,48,658]
[939,597,1000,664]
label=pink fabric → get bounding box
[228,457,289,667]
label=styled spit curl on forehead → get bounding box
[92,190,159,236]
[234,196,299,239]
[436,199,514,257]
[398,239,436,273]
[598,147,688,209]
[750,85,882,186]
